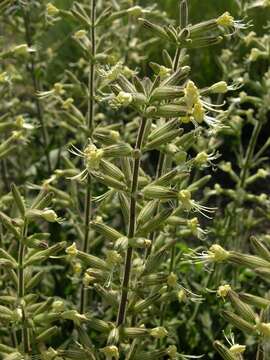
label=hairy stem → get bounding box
[116,117,147,327]
[22,6,52,173]
[18,220,30,353]
[79,0,96,314]
[240,120,262,188]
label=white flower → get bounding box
[69,142,104,181]
[191,244,230,264]
[65,242,78,257]
[178,190,216,219]
[216,12,248,31]
[187,217,207,240]
[193,151,220,168]
[217,284,231,298]
[110,91,133,109]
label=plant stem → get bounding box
[22,6,52,174]
[240,120,262,188]
[18,220,30,353]
[79,0,96,314]
[116,117,147,327]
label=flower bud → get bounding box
[127,6,143,17]
[52,300,65,312]
[41,209,58,222]
[47,3,59,16]
[149,326,168,339]
[61,310,87,325]
[257,168,268,178]
[36,326,58,342]
[167,345,177,359]
[74,30,87,40]
[123,326,148,338]
[159,65,171,78]
[114,91,133,108]
[143,185,177,201]
[62,98,74,110]
[210,81,228,94]
[167,272,177,288]
[100,345,119,360]
[12,44,34,56]
[230,344,246,354]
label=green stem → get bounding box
[87,1,96,135]
[239,120,262,189]
[22,6,52,174]
[79,0,96,314]
[116,117,147,327]
[18,221,30,353]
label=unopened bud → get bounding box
[149,326,168,339]
[52,300,65,312]
[230,344,246,354]
[47,3,59,16]
[167,272,177,288]
[41,209,58,222]
[74,30,87,39]
[100,345,119,360]
[210,81,228,94]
